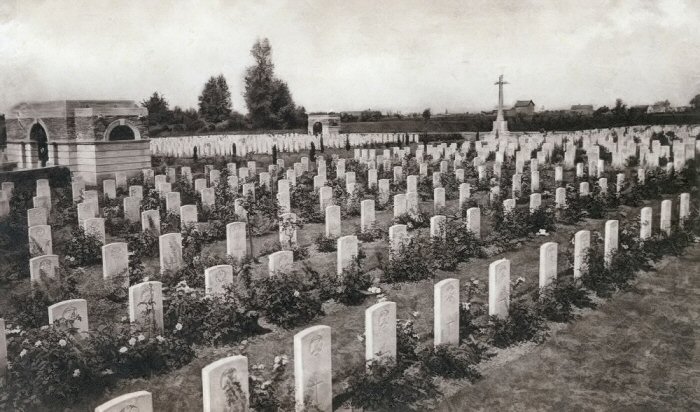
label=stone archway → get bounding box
[29,122,49,167]
[312,122,323,136]
[104,119,141,141]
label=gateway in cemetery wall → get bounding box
[4,100,151,185]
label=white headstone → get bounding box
[539,242,558,288]
[202,356,249,412]
[128,281,164,334]
[205,265,234,296]
[159,233,183,273]
[488,259,510,319]
[365,301,397,363]
[294,325,332,412]
[434,278,459,346]
[573,230,590,279]
[226,222,247,261]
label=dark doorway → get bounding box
[312,122,323,135]
[109,125,136,141]
[30,123,48,167]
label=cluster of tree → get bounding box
[339,109,384,123]
[142,38,307,136]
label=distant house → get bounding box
[507,100,535,117]
[570,104,594,116]
[647,101,672,114]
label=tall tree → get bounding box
[690,94,700,111]
[141,92,172,126]
[422,108,431,122]
[244,38,302,129]
[198,74,232,123]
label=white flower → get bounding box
[461,302,471,311]
[261,380,272,389]
[274,355,281,364]
[137,334,146,342]
[119,346,128,354]
[72,369,81,378]
[471,279,480,285]
[241,339,248,346]
[120,316,127,322]
[293,290,300,297]
[156,335,165,343]
[128,337,137,346]
[100,369,114,376]
[34,340,42,347]
[281,355,288,365]
[411,311,420,318]
[175,323,183,331]
[19,349,27,358]
[58,339,67,347]
[367,286,382,294]
[40,325,49,330]
[356,334,365,342]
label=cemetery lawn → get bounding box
[438,242,700,411]
[80,193,676,411]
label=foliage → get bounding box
[418,343,486,381]
[198,74,232,123]
[335,262,372,305]
[314,232,337,252]
[487,298,547,348]
[64,227,103,267]
[381,236,435,283]
[355,223,387,242]
[8,265,81,329]
[245,354,295,411]
[534,278,594,322]
[163,282,262,345]
[243,38,306,129]
[245,268,325,329]
[125,229,159,259]
[2,323,193,410]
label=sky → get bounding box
[0,0,699,115]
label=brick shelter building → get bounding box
[4,100,150,184]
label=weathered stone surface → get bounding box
[488,259,510,319]
[539,242,558,288]
[434,278,459,346]
[202,356,249,412]
[365,301,397,362]
[294,325,332,412]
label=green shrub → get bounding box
[247,270,324,329]
[335,263,372,305]
[163,283,262,345]
[418,343,487,381]
[2,322,193,410]
[314,233,337,252]
[381,236,435,283]
[488,299,546,348]
[344,360,440,411]
[534,278,594,322]
[8,265,81,329]
[64,227,103,267]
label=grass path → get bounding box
[438,242,700,411]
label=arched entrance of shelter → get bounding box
[104,119,141,141]
[30,122,49,167]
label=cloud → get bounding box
[0,0,698,114]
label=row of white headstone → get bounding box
[44,193,687,411]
